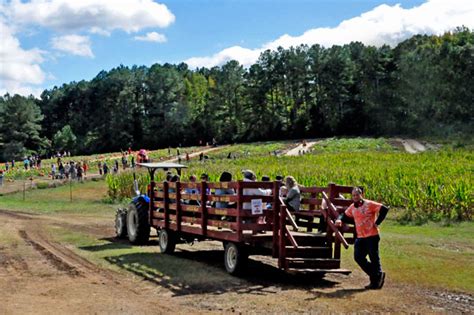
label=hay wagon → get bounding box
[115,163,356,275]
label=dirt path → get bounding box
[167,145,229,162]
[0,209,187,315]
[286,140,319,156]
[394,138,428,154]
[0,209,472,314]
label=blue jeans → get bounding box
[354,235,382,278]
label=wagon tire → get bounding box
[127,200,150,245]
[159,229,176,254]
[115,208,128,238]
[224,242,248,275]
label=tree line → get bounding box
[0,27,472,161]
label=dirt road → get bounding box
[0,210,181,315]
[394,138,428,153]
[286,141,319,156]
[0,209,472,314]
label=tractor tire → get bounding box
[224,242,248,275]
[115,208,128,238]
[159,229,176,254]
[127,199,150,245]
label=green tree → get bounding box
[0,94,46,160]
[52,125,77,152]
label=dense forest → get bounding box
[0,28,473,161]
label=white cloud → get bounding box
[185,0,474,68]
[51,35,94,58]
[4,0,175,34]
[134,31,167,43]
[0,18,46,97]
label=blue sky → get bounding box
[1,0,473,96]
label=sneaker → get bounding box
[376,272,386,289]
[364,282,376,290]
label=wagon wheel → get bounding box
[127,200,150,245]
[115,208,128,238]
[159,229,176,254]
[224,242,248,275]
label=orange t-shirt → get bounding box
[345,200,382,238]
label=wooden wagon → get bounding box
[116,163,356,275]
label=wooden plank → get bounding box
[294,210,323,217]
[154,191,165,198]
[176,182,182,232]
[181,204,201,212]
[331,199,352,207]
[272,181,280,258]
[207,208,238,216]
[240,181,274,189]
[154,201,165,209]
[299,187,326,194]
[236,181,243,242]
[153,212,165,219]
[163,181,169,229]
[180,182,200,189]
[180,193,201,201]
[207,219,236,230]
[286,258,340,269]
[206,182,238,189]
[207,195,238,202]
[300,198,322,206]
[201,181,207,236]
[181,216,201,225]
[285,226,299,248]
[240,195,274,203]
[206,230,240,242]
[240,222,273,231]
[285,246,332,258]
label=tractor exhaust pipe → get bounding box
[133,172,140,196]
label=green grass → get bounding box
[342,220,474,293]
[313,137,396,153]
[0,180,115,216]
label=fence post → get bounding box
[236,180,243,242]
[272,181,280,258]
[200,181,207,236]
[176,181,182,232]
[163,181,169,230]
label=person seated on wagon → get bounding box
[184,175,197,194]
[283,176,300,212]
[242,170,271,225]
[215,171,236,209]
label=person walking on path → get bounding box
[51,163,57,180]
[98,161,103,175]
[335,187,389,290]
[103,162,109,176]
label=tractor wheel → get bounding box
[115,208,128,238]
[224,242,248,275]
[127,200,150,245]
[159,229,176,254]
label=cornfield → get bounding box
[107,145,473,223]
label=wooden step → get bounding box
[285,258,340,269]
[287,268,351,275]
[285,246,332,258]
[290,233,328,246]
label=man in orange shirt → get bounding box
[336,187,389,289]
